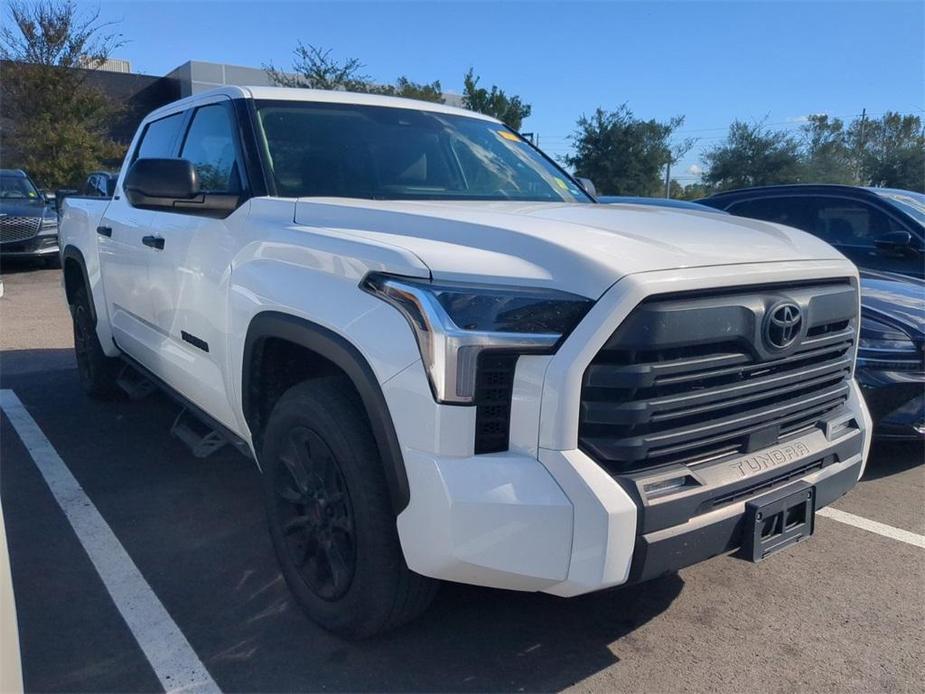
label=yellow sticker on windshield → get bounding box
[497,130,521,142]
[554,177,569,190]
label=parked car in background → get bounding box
[0,169,59,266]
[699,185,925,278]
[79,171,118,198]
[599,195,728,213]
[857,270,924,439]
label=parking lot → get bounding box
[1,265,923,693]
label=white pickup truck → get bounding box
[60,86,871,638]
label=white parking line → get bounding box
[817,506,925,549]
[0,390,220,694]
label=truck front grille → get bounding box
[579,280,857,474]
[0,216,41,244]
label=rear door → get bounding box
[99,110,187,357]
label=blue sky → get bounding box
[92,0,923,181]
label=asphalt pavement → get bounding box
[1,264,923,693]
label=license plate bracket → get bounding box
[742,482,815,562]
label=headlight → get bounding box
[363,273,593,403]
[39,216,58,234]
[858,317,917,354]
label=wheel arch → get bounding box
[242,311,410,515]
[62,245,95,322]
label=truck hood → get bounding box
[294,199,846,298]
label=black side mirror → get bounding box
[124,158,200,206]
[123,158,240,218]
[873,230,914,253]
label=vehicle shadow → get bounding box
[863,439,924,480]
[0,257,57,274]
[1,353,684,693]
[222,570,685,693]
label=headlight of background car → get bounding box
[38,215,58,235]
[858,316,919,365]
[363,273,593,403]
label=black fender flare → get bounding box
[242,312,411,515]
[62,245,96,323]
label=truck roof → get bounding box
[145,85,501,125]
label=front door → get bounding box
[143,97,247,430]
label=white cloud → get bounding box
[787,113,828,124]
[687,164,703,176]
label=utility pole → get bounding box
[664,160,671,198]
[855,108,867,184]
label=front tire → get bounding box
[261,377,437,638]
[71,285,122,399]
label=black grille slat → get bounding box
[583,383,849,464]
[583,355,851,426]
[579,281,857,474]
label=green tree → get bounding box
[564,105,685,196]
[370,76,445,104]
[849,112,924,190]
[702,120,804,190]
[801,114,857,184]
[264,43,444,103]
[461,68,531,131]
[0,0,124,188]
[678,181,714,200]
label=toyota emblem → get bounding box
[765,302,803,350]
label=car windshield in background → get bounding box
[255,101,591,203]
[0,175,40,200]
[875,190,925,226]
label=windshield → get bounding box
[255,100,591,203]
[0,174,40,200]
[875,190,925,226]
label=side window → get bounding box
[727,197,814,233]
[811,198,895,247]
[179,103,241,193]
[135,112,186,159]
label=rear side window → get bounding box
[727,196,815,232]
[135,112,185,159]
[180,102,241,193]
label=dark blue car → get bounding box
[0,169,59,266]
[699,184,925,279]
[856,270,924,439]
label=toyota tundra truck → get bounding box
[59,86,872,638]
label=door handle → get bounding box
[96,225,112,237]
[142,235,165,250]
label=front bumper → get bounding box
[0,234,59,258]
[389,372,869,595]
[385,260,871,595]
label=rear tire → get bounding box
[261,377,437,638]
[71,285,122,399]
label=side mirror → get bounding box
[124,158,200,206]
[576,177,598,197]
[873,230,914,253]
[43,191,56,206]
[123,158,239,218]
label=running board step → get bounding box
[116,366,157,400]
[170,408,228,458]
